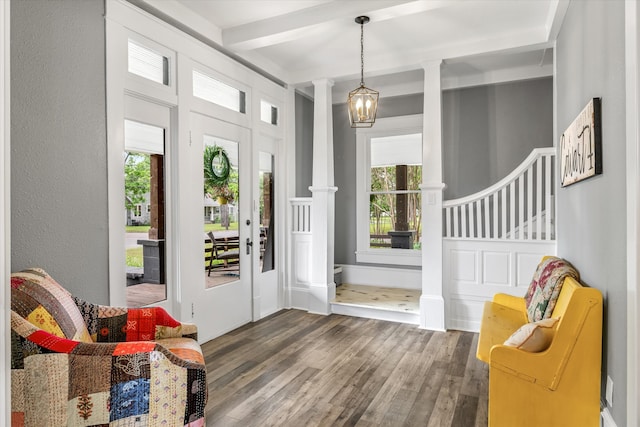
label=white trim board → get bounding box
[626,1,640,425]
[1,0,10,424]
[331,302,420,325]
[339,264,421,290]
[602,408,618,427]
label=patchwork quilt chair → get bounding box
[11,268,208,427]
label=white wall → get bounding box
[556,1,627,424]
[11,0,109,303]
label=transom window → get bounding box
[260,100,278,125]
[127,39,169,86]
[193,70,246,113]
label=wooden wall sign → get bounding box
[560,98,602,187]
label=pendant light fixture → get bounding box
[347,16,379,128]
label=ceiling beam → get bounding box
[545,0,570,41]
[137,0,223,44]
[222,0,450,51]
[284,27,551,85]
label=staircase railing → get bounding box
[443,148,555,241]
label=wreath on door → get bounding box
[204,145,231,187]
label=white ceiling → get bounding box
[138,0,566,96]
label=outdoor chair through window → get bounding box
[206,231,240,276]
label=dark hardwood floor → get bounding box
[202,309,488,427]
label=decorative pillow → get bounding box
[525,257,579,322]
[504,318,559,352]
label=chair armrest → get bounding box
[73,296,198,342]
[489,344,558,389]
[492,293,527,312]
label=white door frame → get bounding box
[625,1,640,425]
[1,0,10,424]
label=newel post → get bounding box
[309,78,337,314]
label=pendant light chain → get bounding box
[347,15,378,128]
[360,20,365,87]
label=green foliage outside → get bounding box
[126,225,151,233]
[126,247,143,268]
[124,152,150,211]
[370,165,422,239]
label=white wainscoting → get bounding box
[290,233,312,310]
[444,239,556,331]
[339,264,422,290]
[289,198,313,310]
[601,407,618,427]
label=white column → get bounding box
[284,86,297,309]
[308,79,337,315]
[420,60,446,331]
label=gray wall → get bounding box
[556,1,626,424]
[11,0,109,303]
[443,78,553,199]
[295,92,314,197]
[331,80,552,265]
[333,94,424,265]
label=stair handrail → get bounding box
[443,147,555,207]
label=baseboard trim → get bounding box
[331,302,420,325]
[420,294,446,331]
[601,407,618,427]
[290,286,308,311]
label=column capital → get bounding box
[309,186,338,193]
[420,59,443,70]
[420,182,446,191]
[312,78,335,88]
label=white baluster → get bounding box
[537,156,543,241]
[527,166,533,240]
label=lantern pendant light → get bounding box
[347,16,379,128]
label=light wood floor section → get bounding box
[202,309,488,427]
[334,284,420,313]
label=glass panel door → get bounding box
[123,97,171,309]
[253,140,280,319]
[204,137,240,288]
[259,151,274,273]
[187,113,252,341]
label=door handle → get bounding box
[246,238,253,255]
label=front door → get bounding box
[187,113,253,341]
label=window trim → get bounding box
[355,114,423,266]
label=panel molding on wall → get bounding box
[445,239,556,331]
